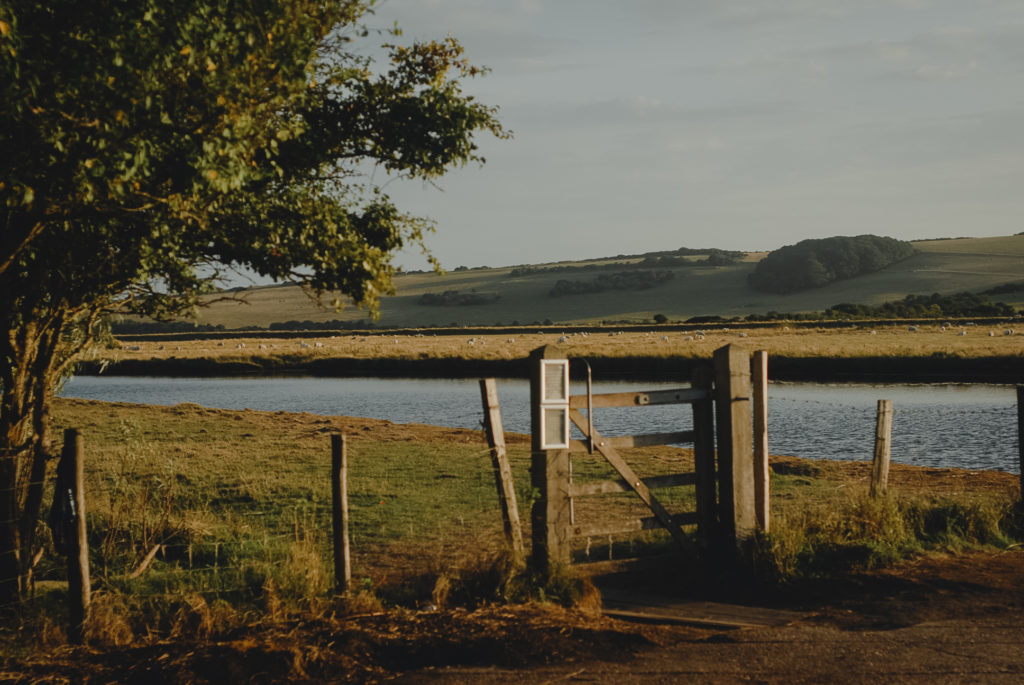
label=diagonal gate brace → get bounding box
[569,408,698,557]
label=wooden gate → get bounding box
[529,344,765,568]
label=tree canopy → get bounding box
[0,0,505,603]
[748,235,915,294]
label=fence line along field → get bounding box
[35,397,1022,621]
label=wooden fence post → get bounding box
[331,433,351,594]
[713,345,757,551]
[479,379,526,568]
[1016,387,1022,498]
[529,345,572,570]
[751,351,770,533]
[62,429,90,644]
[871,400,894,497]
[690,365,717,543]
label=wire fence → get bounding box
[2,419,526,609]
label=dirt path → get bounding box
[399,552,1024,683]
[5,551,1023,683]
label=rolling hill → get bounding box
[146,235,1024,329]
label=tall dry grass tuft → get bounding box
[84,591,135,646]
[756,489,1023,583]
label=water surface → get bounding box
[60,376,1020,473]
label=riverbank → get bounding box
[79,351,1024,383]
[80,323,1024,382]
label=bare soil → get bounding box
[3,550,1023,683]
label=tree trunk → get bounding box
[0,315,66,604]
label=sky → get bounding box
[364,0,1024,271]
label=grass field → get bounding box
[160,235,1024,329]
[27,399,1022,620]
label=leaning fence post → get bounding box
[871,400,894,497]
[479,379,526,568]
[62,429,90,644]
[331,433,351,594]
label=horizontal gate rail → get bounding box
[572,512,700,538]
[569,387,710,409]
[569,472,697,497]
[568,431,694,453]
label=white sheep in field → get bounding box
[908,326,918,332]
[738,332,747,338]
[661,335,669,341]
[300,342,311,348]
[684,335,694,341]
[236,343,245,349]
[557,336,568,343]
[959,330,967,336]
[1005,329,1015,336]
[869,330,877,335]
[258,343,268,350]
[315,342,325,348]
[506,338,515,344]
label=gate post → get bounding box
[529,345,572,570]
[713,345,757,552]
[691,365,717,543]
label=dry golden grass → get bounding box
[100,323,1024,366]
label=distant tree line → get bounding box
[748,235,916,293]
[417,290,501,306]
[638,249,745,268]
[511,248,744,277]
[982,281,1024,296]
[549,270,674,297]
[825,292,1017,320]
[267,319,376,330]
[111,320,229,334]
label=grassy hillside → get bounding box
[155,235,1024,329]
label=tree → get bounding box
[0,0,505,603]
[748,235,915,294]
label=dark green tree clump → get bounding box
[418,290,500,306]
[549,270,674,297]
[0,0,505,603]
[748,235,915,294]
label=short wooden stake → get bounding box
[331,433,351,594]
[62,429,90,644]
[752,350,770,533]
[871,400,894,497]
[479,379,526,568]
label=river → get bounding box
[59,376,1021,473]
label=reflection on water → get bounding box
[60,375,1020,473]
